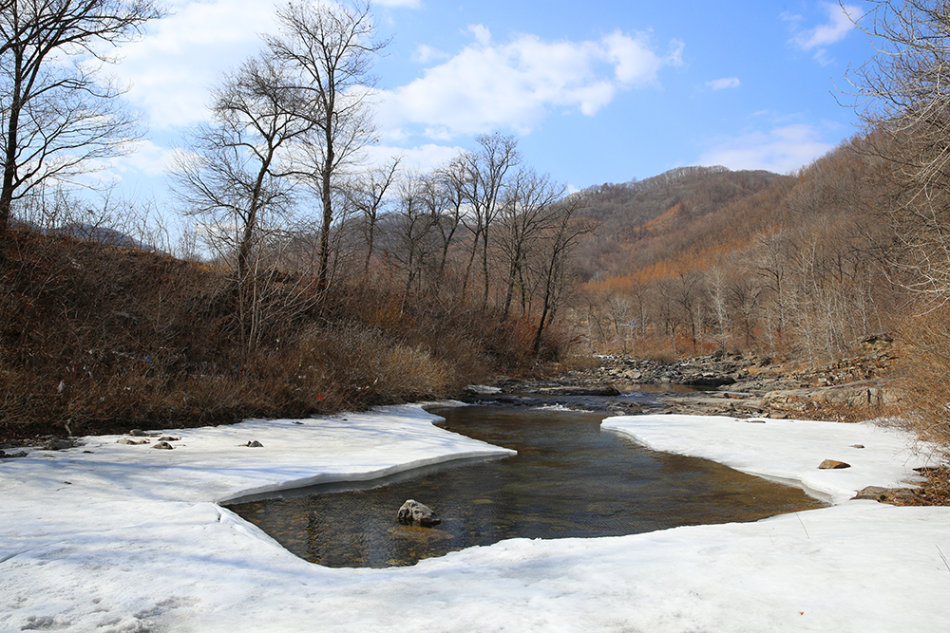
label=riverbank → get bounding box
[1,404,948,632]
[497,343,900,420]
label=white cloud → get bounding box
[789,2,859,62]
[114,0,276,130]
[412,44,448,64]
[376,26,682,140]
[699,124,834,174]
[358,143,465,175]
[707,77,740,91]
[116,139,180,177]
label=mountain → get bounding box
[570,166,793,282]
[569,142,900,360]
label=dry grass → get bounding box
[894,305,950,448]
[0,228,555,442]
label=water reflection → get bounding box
[227,406,824,568]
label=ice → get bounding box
[2,405,948,632]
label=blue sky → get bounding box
[106,0,876,205]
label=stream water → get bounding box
[227,403,824,568]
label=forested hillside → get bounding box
[571,166,791,282]
[572,138,901,363]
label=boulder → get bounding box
[853,485,916,502]
[818,459,851,470]
[396,499,441,527]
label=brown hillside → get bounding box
[0,228,546,443]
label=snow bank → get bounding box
[1,406,948,633]
[603,414,938,503]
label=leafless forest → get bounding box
[3,0,950,446]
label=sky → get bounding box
[103,0,878,209]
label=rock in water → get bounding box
[396,499,441,527]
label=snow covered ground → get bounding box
[1,406,948,633]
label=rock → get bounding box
[38,438,76,450]
[851,444,865,449]
[152,441,174,450]
[157,436,180,442]
[466,385,502,395]
[116,438,149,445]
[0,449,28,459]
[245,440,263,448]
[129,429,147,437]
[853,486,916,502]
[818,459,851,470]
[534,386,620,396]
[396,499,441,527]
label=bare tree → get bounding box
[0,0,163,236]
[431,156,468,293]
[348,156,399,281]
[846,0,950,305]
[391,173,437,300]
[531,198,586,355]
[497,167,565,319]
[174,54,312,353]
[266,0,383,292]
[460,132,519,305]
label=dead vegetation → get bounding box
[0,228,552,443]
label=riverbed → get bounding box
[1,405,947,632]
[229,406,822,567]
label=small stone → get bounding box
[129,429,147,437]
[818,459,851,470]
[245,440,263,448]
[152,441,174,450]
[0,449,28,459]
[851,444,865,449]
[157,436,180,442]
[117,438,149,445]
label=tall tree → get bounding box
[266,0,383,291]
[461,132,519,305]
[0,0,162,235]
[348,156,399,281]
[497,167,565,319]
[532,198,585,355]
[174,54,312,353]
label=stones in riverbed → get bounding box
[117,438,150,445]
[152,441,174,450]
[244,440,263,448]
[818,459,851,470]
[396,499,441,527]
[853,485,916,503]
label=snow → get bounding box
[1,405,948,633]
